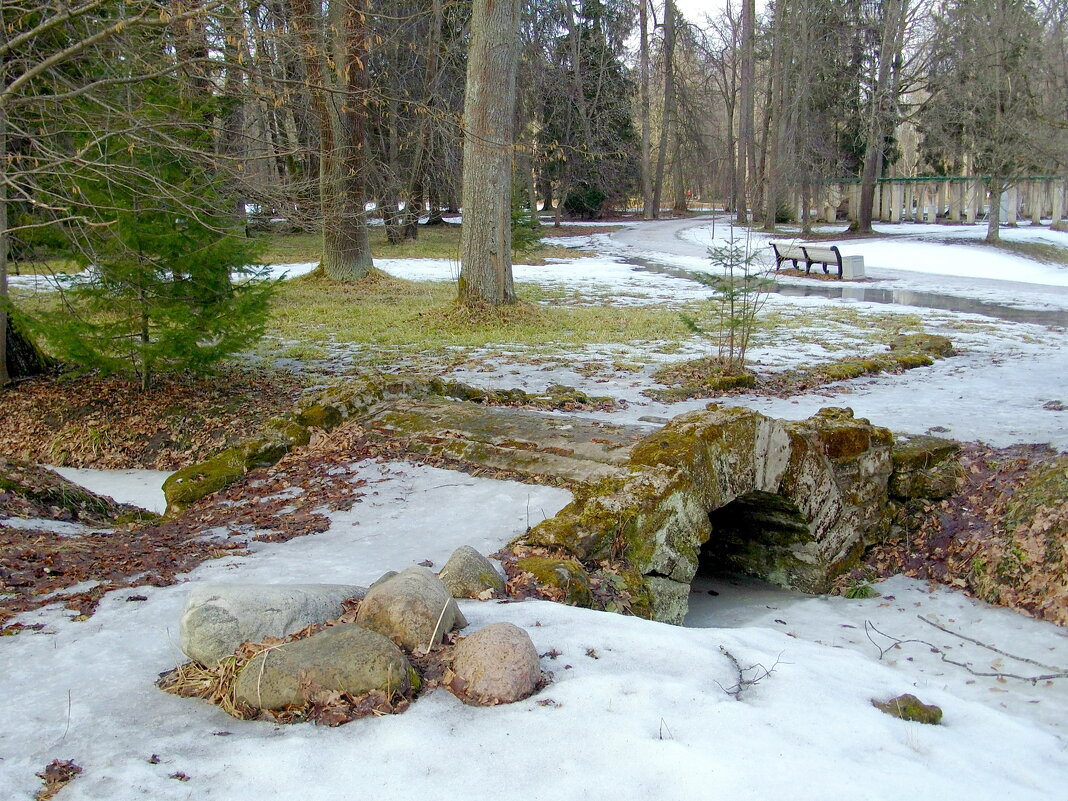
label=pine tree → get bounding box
[28,57,275,389]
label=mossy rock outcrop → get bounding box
[161,374,616,515]
[888,435,963,500]
[513,406,895,623]
[872,693,943,725]
[515,556,594,607]
[890,333,955,358]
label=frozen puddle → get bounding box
[49,466,172,515]
[686,573,1068,735]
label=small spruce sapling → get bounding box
[682,225,773,376]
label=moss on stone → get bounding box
[872,693,943,724]
[295,403,344,430]
[516,556,594,607]
[267,418,312,447]
[889,351,934,369]
[818,361,870,381]
[891,333,954,357]
[162,436,291,514]
[891,435,961,470]
[163,448,248,513]
[889,435,963,500]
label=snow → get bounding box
[3,462,1067,801]
[50,467,172,516]
[3,215,1068,800]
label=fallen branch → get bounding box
[717,646,785,700]
[916,615,1066,673]
[864,620,1068,684]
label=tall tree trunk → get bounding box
[737,0,756,224]
[1,104,51,382]
[652,0,677,218]
[640,0,654,219]
[856,0,908,233]
[458,0,521,307]
[672,135,687,213]
[402,0,444,241]
[289,0,372,280]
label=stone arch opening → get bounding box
[698,491,815,587]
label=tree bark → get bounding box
[856,0,908,233]
[639,0,654,219]
[986,178,1003,243]
[737,0,756,224]
[289,0,373,280]
[458,0,521,307]
[652,0,677,219]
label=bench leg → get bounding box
[804,260,812,274]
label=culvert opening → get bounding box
[697,491,813,584]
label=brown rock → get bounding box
[450,622,542,705]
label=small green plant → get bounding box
[510,206,542,259]
[844,578,879,599]
[684,224,774,375]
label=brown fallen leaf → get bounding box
[35,760,82,801]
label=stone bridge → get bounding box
[165,375,960,623]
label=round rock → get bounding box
[439,546,506,598]
[356,566,468,653]
[234,624,416,711]
[450,622,542,705]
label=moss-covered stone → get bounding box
[515,556,593,607]
[872,693,943,724]
[295,403,344,430]
[891,435,961,470]
[511,404,899,621]
[163,436,291,514]
[888,351,934,369]
[817,361,871,381]
[891,333,954,358]
[889,435,963,500]
[267,417,313,447]
[163,447,249,513]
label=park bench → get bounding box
[769,241,864,279]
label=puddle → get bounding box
[773,283,1068,325]
[630,259,1068,326]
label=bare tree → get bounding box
[919,0,1054,242]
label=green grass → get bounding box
[253,224,595,267]
[264,270,688,357]
[989,240,1068,265]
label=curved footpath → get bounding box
[607,214,1068,313]
[597,215,1068,451]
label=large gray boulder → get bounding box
[179,583,365,666]
[450,622,542,705]
[356,567,468,653]
[439,546,506,598]
[234,624,416,711]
